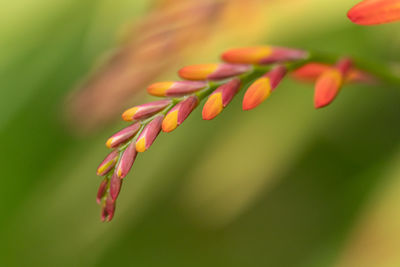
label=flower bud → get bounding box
[222,46,307,65]
[348,0,400,25]
[97,150,119,176]
[314,58,352,109]
[101,195,115,222]
[162,96,198,132]
[292,63,332,82]
[96,178,109,204]
[136,114,164,152]
[178,63,250,80]
[122,99,172,121]
[110,173,122,202]
[314,69,343,109]
[106,123,140,148]
[243,66,287,110]
[116,141,137,178]
[202,78,241,120]
[293,62,374,84]
[147,81,207,97]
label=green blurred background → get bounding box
[1,0,400,266]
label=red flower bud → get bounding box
[106,123,140,148]
[222,46,307,65]
[136,114,164,152]
[97,150,119,176]
[178,63,250,80]
[115,141,137,178]
[109,173,122,202]
[96,178,108,204]
[147,81,207,97]
[122,99,172,121]
[101,195,115,222]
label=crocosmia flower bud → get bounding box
[178,63,250,80]
[122,99,172,121]
[96,178,108,204]
[147,81,207,97]
[162,96,198,132]
[97,150,119,176]
[135,114,164,152]
[348,0,400,25]
[314,58,352,109]
[101,195,115,222]
[222,46,307,65]
[115,141,137,178]
[106,123,140,148]
[110,173,122,202]
[243,65,287,110]
[202,78,241,120]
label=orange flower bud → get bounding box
[243,66,287,110]
[314,58,352,109]
[348,0,400,25]
[222,46,307,65]
[202,78,241,120]
[178,63,250,80]
[147,81,206,97]
[314,69,343,109]
[292,63,332,82]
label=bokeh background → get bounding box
[2,0,400,266]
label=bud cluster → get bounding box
[96,45,376,221]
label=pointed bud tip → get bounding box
[147,82,174,96]
[202,93,223,120]
[242,77,271,110]
[121,107,138,121]
[314,69,343,109]
[135,138,146,152]
[162,110,178,132]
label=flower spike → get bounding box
[314,58,352,109]
[222,46,307,65]
[202,78,241,120]
[147,81,207,97]
[243,65,287,110]
[115,141,137,178]
[348,0,400,25]
[162,95,198,132]
[122,99,172,121]
[136,114,164,152]
[106,123,141,148]
[178,63,250,80]
[97,150,119,176]
[96,46,385,222]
